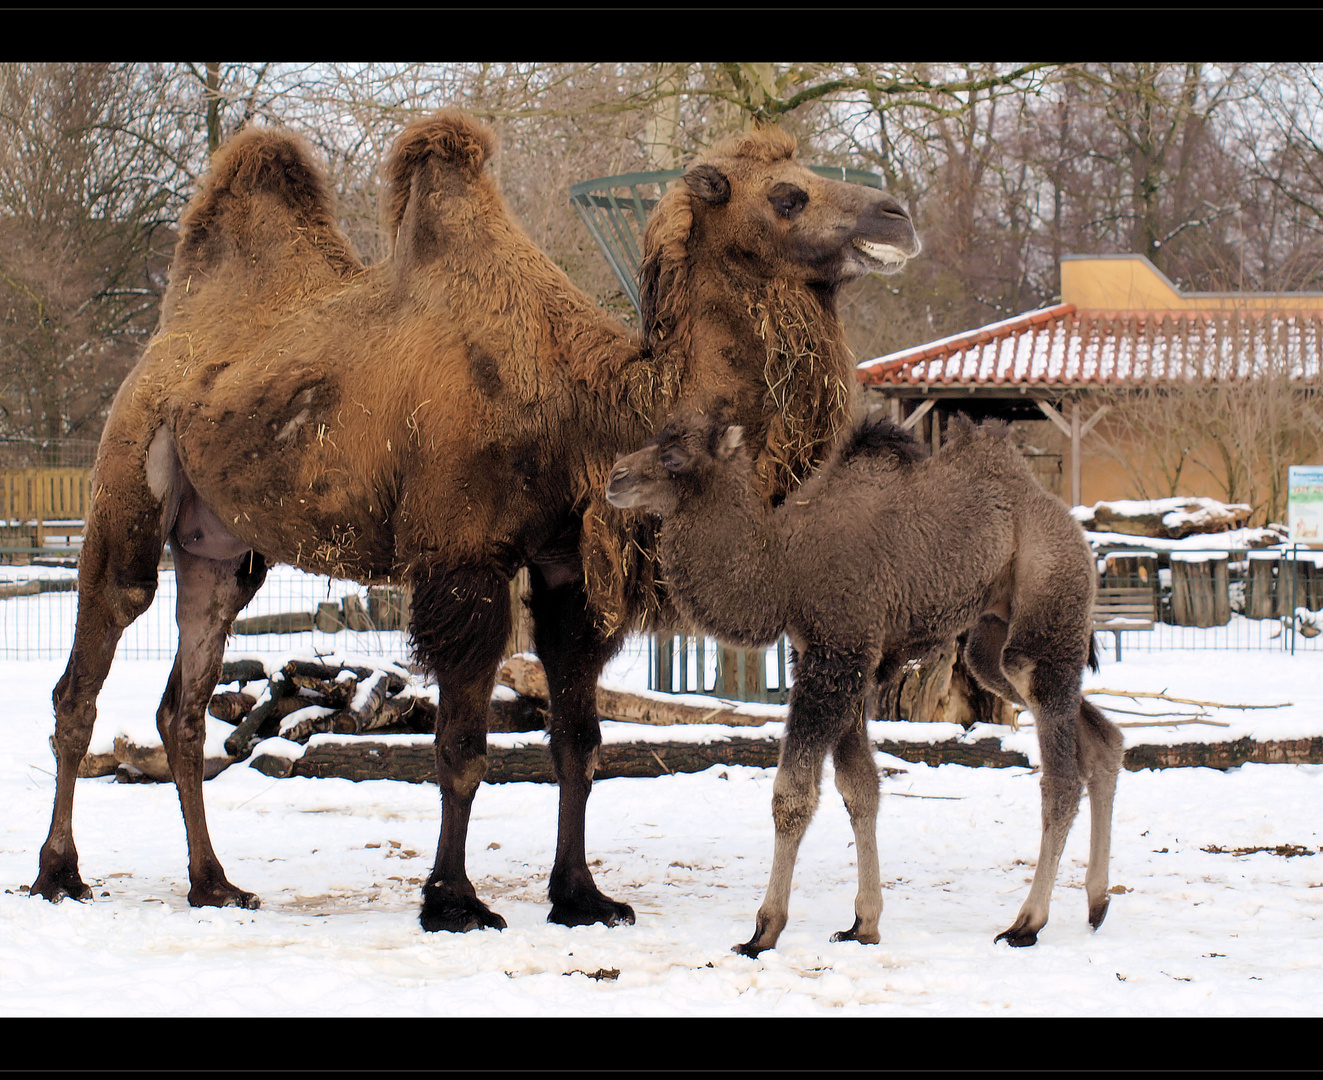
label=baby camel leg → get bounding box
[996,654,1084,947]
[736,648,867,958]
[828,720,881,946]
[1078,698,1124,929]
[158,546,267,908]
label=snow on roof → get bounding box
[857,304,1323,388]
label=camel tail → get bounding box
[382,109,495,236]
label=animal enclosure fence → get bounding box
[0,469,93,548]
[2,546,1320,667]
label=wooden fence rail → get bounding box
[0,468,93,547]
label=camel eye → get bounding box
[768,183,808,219]
[659,443,689,472]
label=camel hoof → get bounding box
[830,915,879,944]
[30,866,92,904]
[419,882,506,933]
[994,924,1040,948]
[189,883,261,910]
[830,929,880,945]
[548,894,635,929]
[1088,895,1111,930]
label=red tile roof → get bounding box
[857,304,1323,388]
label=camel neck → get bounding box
[658,464,786,647]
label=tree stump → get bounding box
[1169,552,1230,627]
[367,585,410,631]
[1245,552,1281,619]
[314,601,345,632]
[1283,551,1323,612]
[342,593,373,631]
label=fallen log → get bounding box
[231,611,314,635]
[261,736,786,783]
[0,577,78,599]
[497,654,775,728]
[251,732,1040,784]
[1122,736,1323,771]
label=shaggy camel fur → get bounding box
[32,111,919,933]
[607,412,1124,954]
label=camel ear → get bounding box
[684,163,731,206]
[715,425,745,461]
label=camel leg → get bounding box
[33,554,160,902]
[1078,698,1124,929]
[32,478,168,903]
[963,615,1023,706]
[736,647,866,958]
[528,566,635,928]
[827,720,881,946]
[412,565,512,933]
[995,651,1085,947]
[158,545,267,908]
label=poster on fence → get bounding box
[1288,465,1323,544]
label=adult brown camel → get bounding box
[31,110,920,933]
[606,412,1123,953]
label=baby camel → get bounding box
[606,412,1123,956]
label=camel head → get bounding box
[639,127,920,339]
[606,411,746,517]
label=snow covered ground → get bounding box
[3,630,1323,1033]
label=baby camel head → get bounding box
[606,412,746,517]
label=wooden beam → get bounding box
[1036,399,1071,437]
[899,398,935,431]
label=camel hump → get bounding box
[838,415,929,467]
[382,109,496,235]
[181,127,337,238]
[943,412,1011,451]
[172,126,356,282]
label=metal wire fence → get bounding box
[2,546,1320,665]
[0,563,411,663]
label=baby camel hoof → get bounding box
[830,916,879,945]
[994,924,1040,948]
[189,883,261,910]
[549,894,635,928]
[419,882,507,933]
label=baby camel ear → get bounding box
[715,425,745,461]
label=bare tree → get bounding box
[0,63,200,463]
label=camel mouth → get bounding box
[851,238,916,273]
